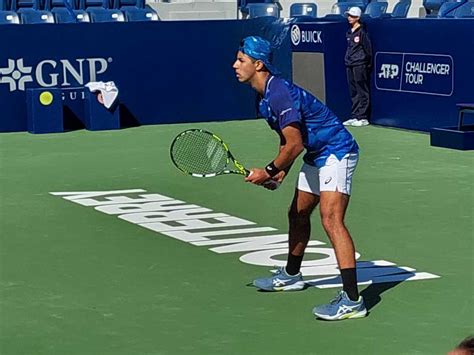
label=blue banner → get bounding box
[375,52,453,96]
[0,18,292,132]
[290,23,324,52]
[291,18,474,131]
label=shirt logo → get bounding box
[354,36,360,43]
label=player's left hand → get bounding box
[273,171,286,183]
[245,168,271,185]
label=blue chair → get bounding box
[290,3,317,17]
[45,0,90,22]
[390,0,411,17]
[453,0,474,17]
[113,0,158,21]
[247,3,279,17]
[12,0,55,23]
[363,1,388,17]
[238,0,276,17]
[85,0,124,22]
[438,0,467,17]
[331,2,367,15]
[0,0,20,23]
[423,0,447,16]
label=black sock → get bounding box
[285,253,304,276]
[340,268,359,301]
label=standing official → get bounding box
[343,7,372,127]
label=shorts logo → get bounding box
[324,177,332,184]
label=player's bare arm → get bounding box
[246,123,304,185]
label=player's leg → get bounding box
[312,154,367,320]
[252,164,320,292]
[319,191,357,286]
[286,188,320,275]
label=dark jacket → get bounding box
[345,25,372,67]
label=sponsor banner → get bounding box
[0,57,112,92]
[0,18,292,132]
[290,24,323,52]
[51,189,440,288]
[375,52,454,96]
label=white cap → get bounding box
[345,7,362,17]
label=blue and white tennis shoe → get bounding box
[253,267,305,291]
[312,291,367,321]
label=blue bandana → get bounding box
[239,36,280,75]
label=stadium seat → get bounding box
[423,0,447,16]
[0,0,20,23]
[45,0,90,23]
[390,0,411,17]
[85,0,125,22]
[12,0,55,23]
[290,3,317,17]
[113,0,158,21]
[238,0,279,17]
[331,2,367,15]
[363,1,388,17]
[438,0,467,17]
[453,0,474,17]
[247,3,279,17]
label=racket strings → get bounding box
[172,131,228,175]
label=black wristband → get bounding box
[265,161,281,178]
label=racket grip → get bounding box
[262,179,280,190]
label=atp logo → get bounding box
[291,25,301,46]
[378,64,399,79]
[0,59,33,92]
[0,57,112,92]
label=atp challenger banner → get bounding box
[290,18,473,131]
[368,19,474,131]
[376,52,453,96]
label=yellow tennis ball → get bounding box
[39,91,53,106]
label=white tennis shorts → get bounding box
[297,153,359,196]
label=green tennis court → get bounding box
[1,120,473,354]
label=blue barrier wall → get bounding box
[290,21,351,121]
[2,18,473,133]
[0,18,291,132]
[291,18,474,131]
[368,19,474,131]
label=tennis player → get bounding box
[233,36,367,321]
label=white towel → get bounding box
[85,81,119,109]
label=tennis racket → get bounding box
[170,129,250,178]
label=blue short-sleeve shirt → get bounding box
[258,76,359,168]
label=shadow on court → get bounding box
[361,280,405,311]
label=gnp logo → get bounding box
[0,57,112,92]
[378,64,399,79]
